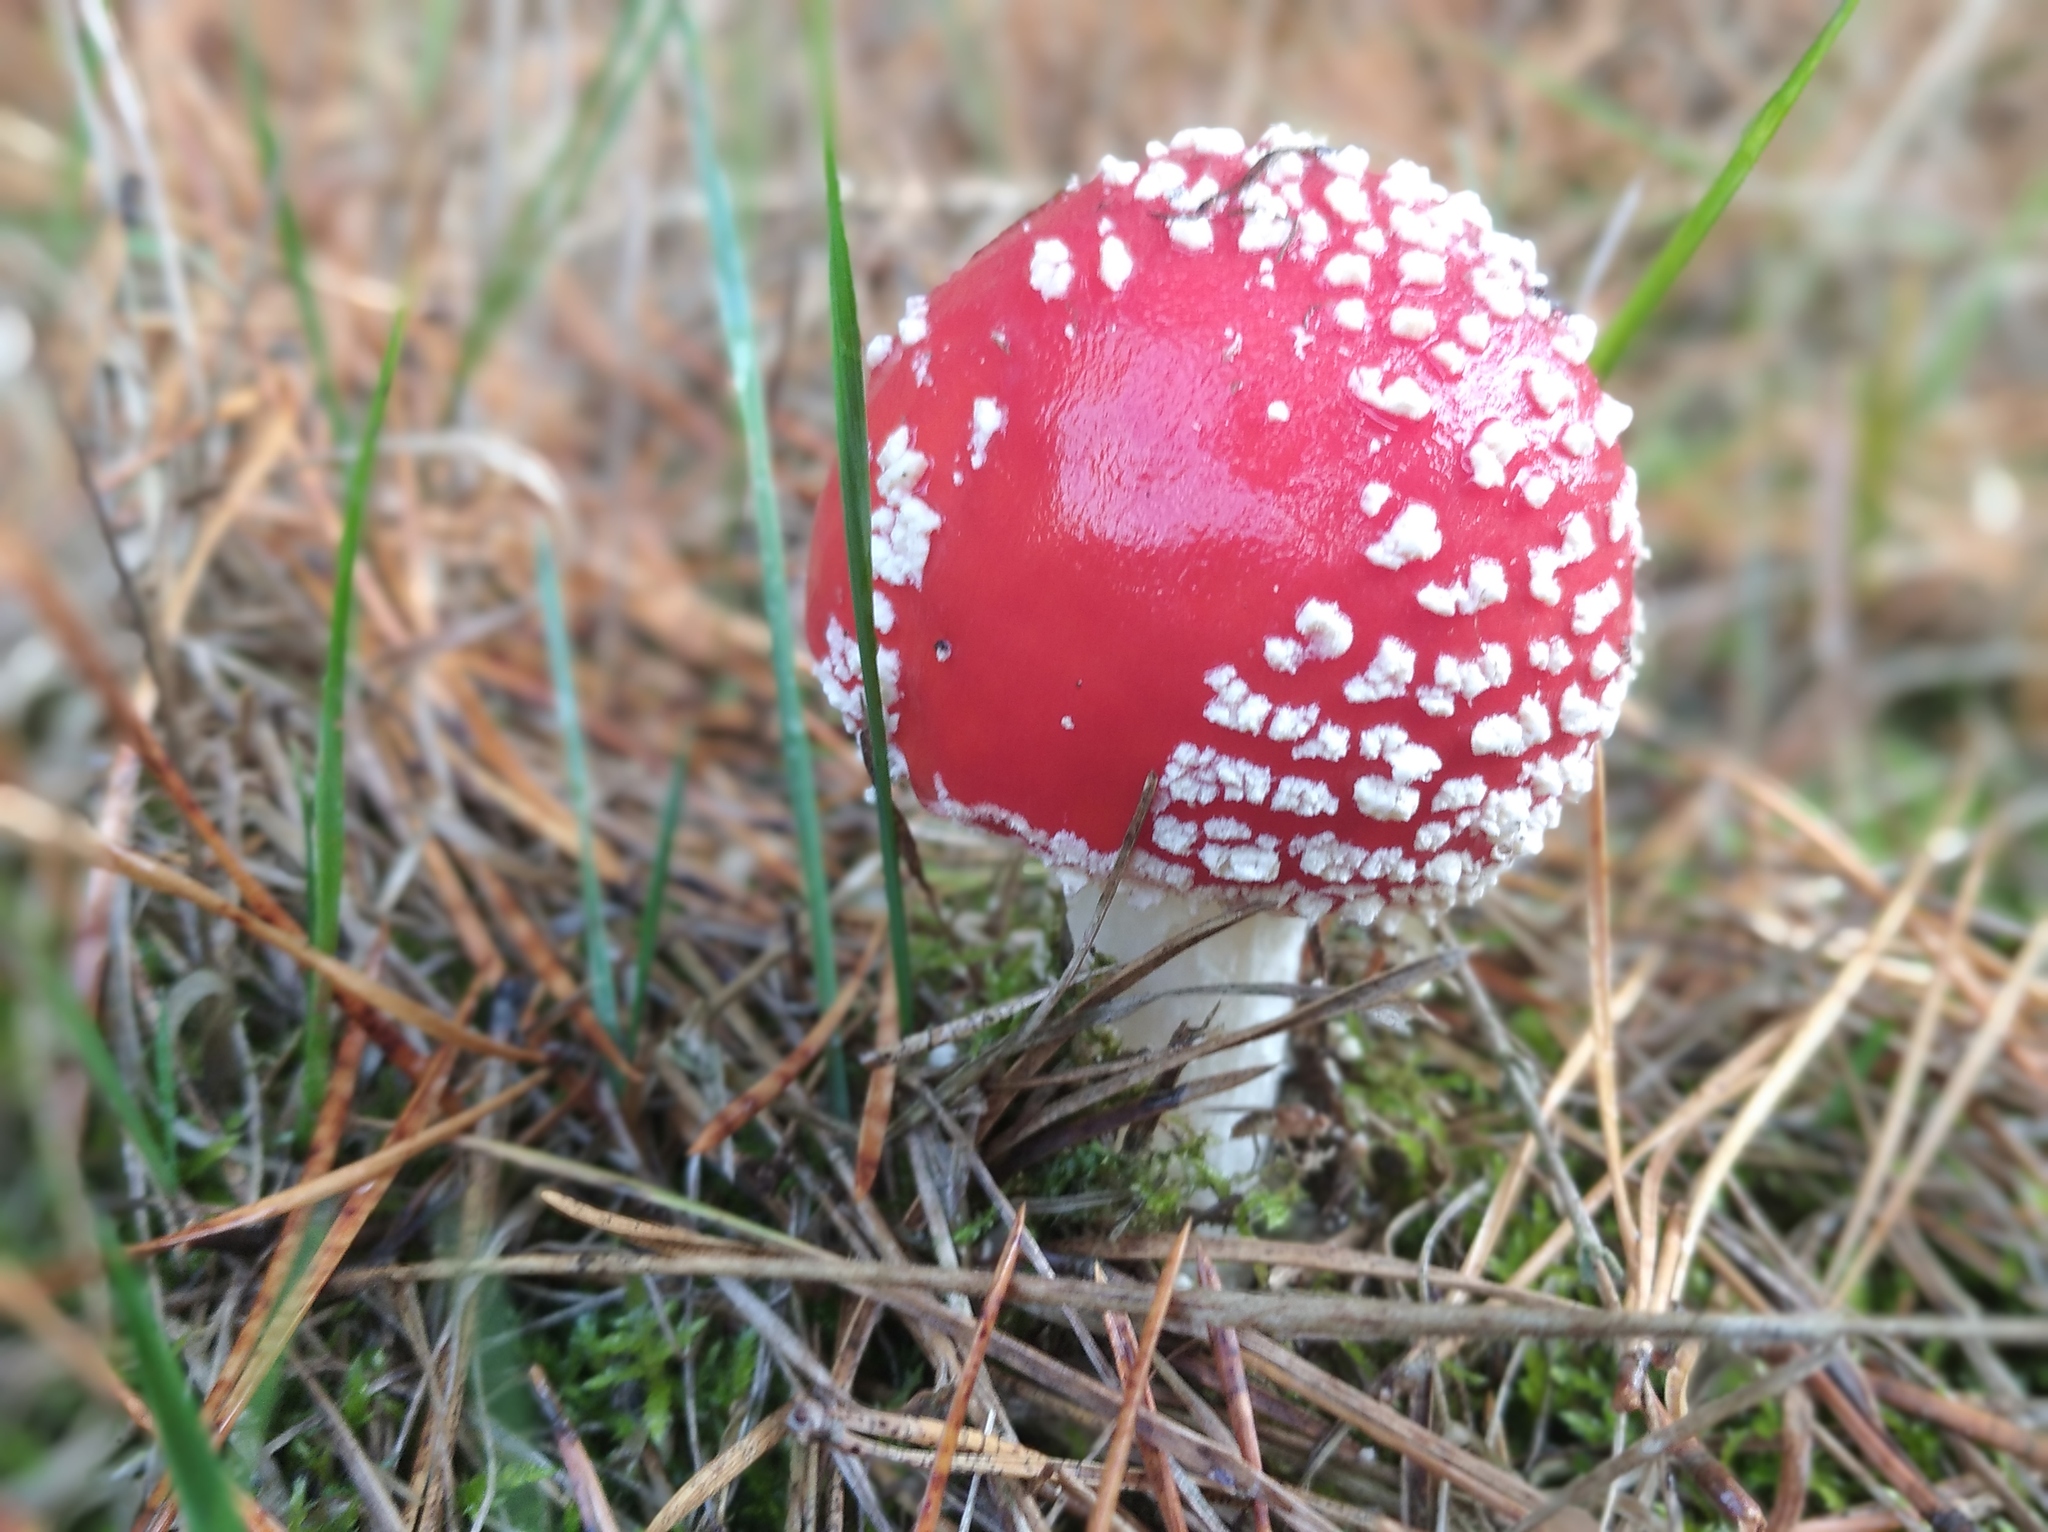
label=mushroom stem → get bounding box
[1063,880,1308,1183]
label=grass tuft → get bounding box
[672,1,848,1107]
[8,5,2046,1524]
[630,743,690,1048]
[302,301,408,1139]
[1588,0,1861,378]
[802,0,918,1043]
[535,526,624,1054]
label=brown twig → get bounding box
[529,1364,623,1532]
[191,1022,369,1438]
[1673,836,1948,1291]
[1769,1386,1817,1532]
[61,415,191,775]
[321,1248,2048,1344]
[1087,1219,1191,1532]
[0,785,538,1064]
[210,1044,460,1438]
[1830,912,2048,1295]
[1197,1248,1271,1532]
[128,1069,550,1254]
[913,1205,1029,1532]
[1862,1372,2048,1473]
[537,1188,752,1252]
[691,923,884,1156]
[1644,1365,1767,1532]
[1789,1357,1980,1532]
[1240,1332,1551,1522]
[0,529,428,1077]
[1102,1279,1189,1532]
[853,961,898,1200]
[648,1406,794,1532]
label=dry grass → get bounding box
[2,1,2047,1529]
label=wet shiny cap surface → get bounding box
[806,124,1646,924]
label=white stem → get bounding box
[1062,881,1309,1184]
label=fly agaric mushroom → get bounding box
[806,124,1645,1180]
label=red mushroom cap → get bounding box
[806,125,1646,924]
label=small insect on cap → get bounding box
[807,124,1646,927]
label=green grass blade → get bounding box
[672,1,848,1111]
[233,16,347,446]
[104,1240,244,1532]
[802,0,917,1044]
[629,743,690,1046]
[37,948,178,1195]
[533,526,623,1053]
[304,302,409,1136]
[446,0,668,415]
[1588,0,1860,379]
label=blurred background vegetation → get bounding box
[1,0,2044,1527]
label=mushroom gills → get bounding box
[1062,879,1308,1185]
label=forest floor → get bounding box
[1,1,2046,1529]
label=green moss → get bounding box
[1517,1345,1618,1460]
[500,1285,786,1528]
[1705,1380,1866,1517]
[1339,1034,1474,1185]
[1012,1132,1228,1232]
[1235,1181,1305,1235]
[339,1347,386,1432]
[457,1458,556,1524]
[1508,1005,1566,1070]
[534,1297,698,1462]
